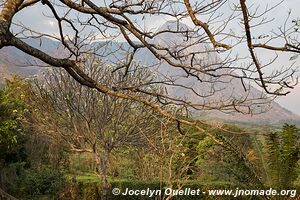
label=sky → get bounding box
[9,0,300,116]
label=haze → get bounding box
[11,0,300,116]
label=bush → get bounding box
[15,168,66,199]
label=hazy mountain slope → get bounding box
[0,27,299,124]
[139,21,300,124]
[0,37,59,84]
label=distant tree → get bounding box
[193,123,300,189]
[27,57,163,198]
[194,124,264,188]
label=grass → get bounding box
[66,172,99,183]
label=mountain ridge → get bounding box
[0,24,299,124]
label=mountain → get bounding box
[0,22,300,124]
[0,37,59,84]
[143,21,300,124]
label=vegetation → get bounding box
[0,77,299,199]
[265,124,300,189]
[0,0,300,199]
[15,168,66,199]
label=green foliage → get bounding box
[0,120,18,149]
[1,77,299,199]
[192,123,262,187]
[16,168,66,198]
[265,124,300,188]
[171,130,205,179]
[0,77,27,160]
[111,147,139,179]
[196,136,214,166]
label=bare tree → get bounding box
[0,0,299,152]
[26,57,163,198]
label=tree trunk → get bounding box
[99,156,109,200]
[94,149,110,200]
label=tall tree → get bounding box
[27,57,163,198]
[0,0,298,145]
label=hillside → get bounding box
[0,38,59,84]
[0,25,300,124]
[144,21,300,124]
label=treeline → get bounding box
[0,74,300,200]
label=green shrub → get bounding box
[16,168,66,199]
